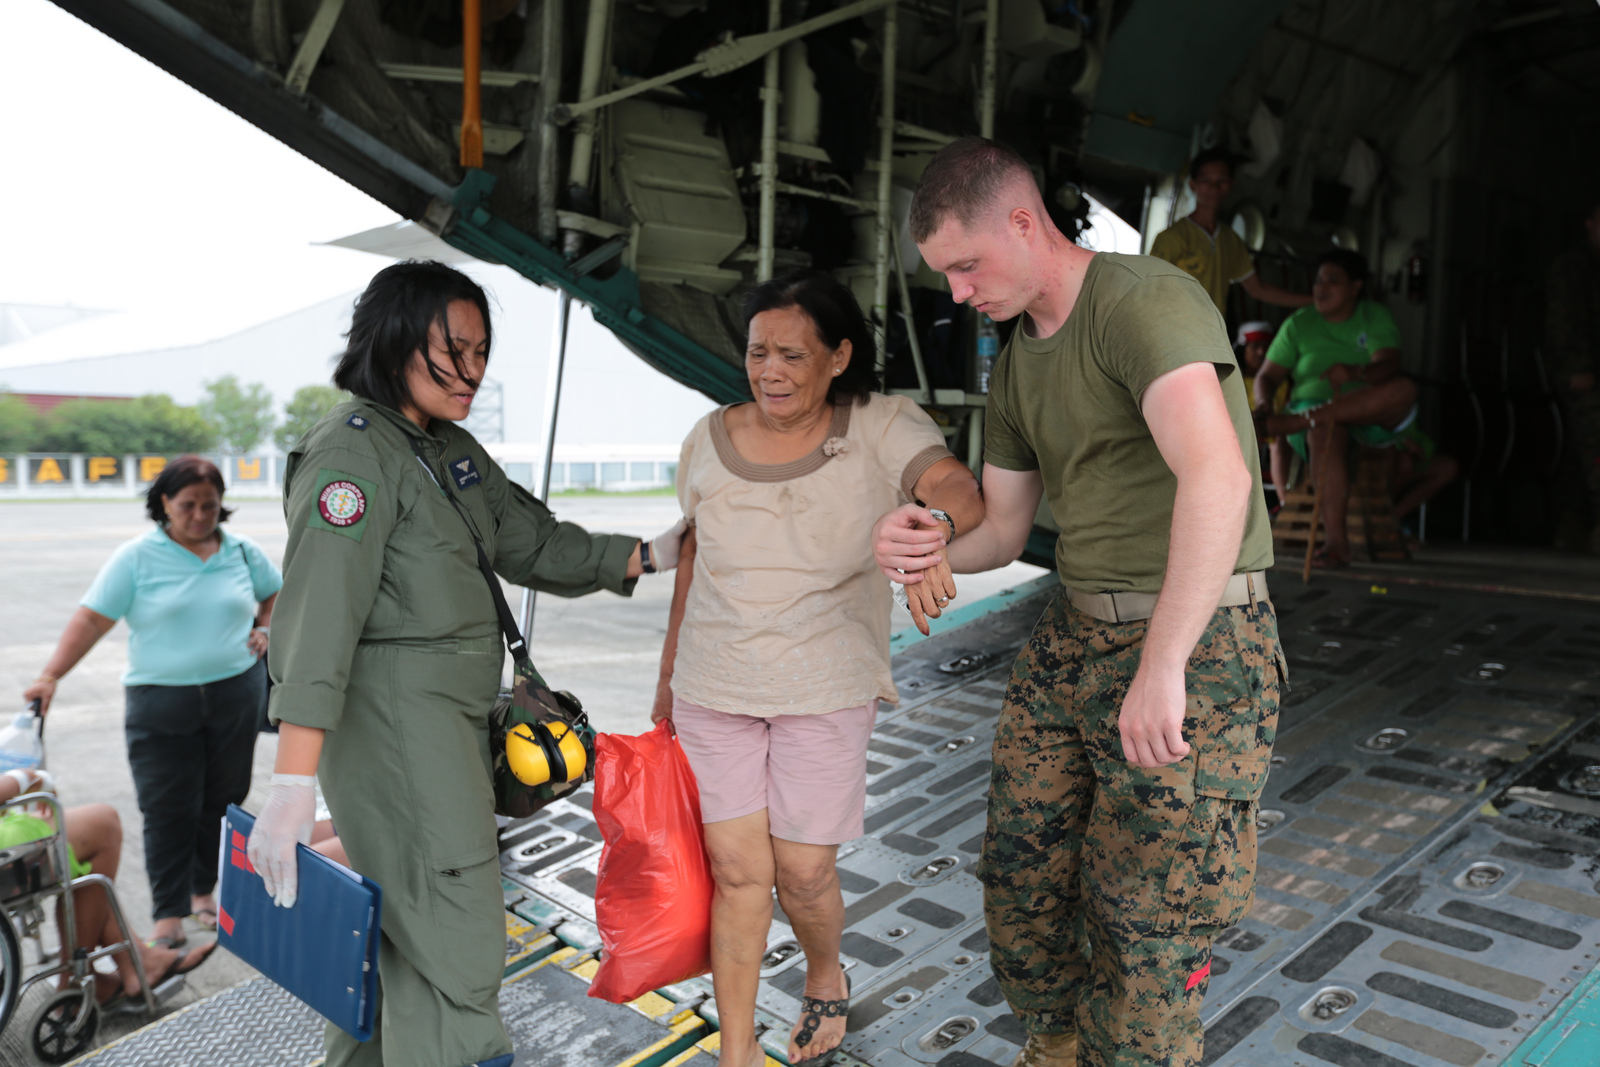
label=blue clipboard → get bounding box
[218,805,381,1041]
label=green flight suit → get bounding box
[268,400,636,1067]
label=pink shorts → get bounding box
[670,695,879,845]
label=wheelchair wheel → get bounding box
[32,987,98,1064]
[0,916,17,1036]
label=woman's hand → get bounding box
[247,627,269,659]
[904,560,958,636]
[1323,363,1358,391]
[22,679,56,716]
[651,678,675,733]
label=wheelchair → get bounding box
[0,791,179,1063]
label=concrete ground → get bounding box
[0,495,1042,1054]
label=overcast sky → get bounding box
[0,1,405,319]
[0,0,715,446]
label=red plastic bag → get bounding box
[588,721,714,1003]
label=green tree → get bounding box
[0,394,42,452]
[40,396,216,454]
[200,376,275,453]
[275,384,350,450]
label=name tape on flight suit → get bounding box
[450,456,482,490]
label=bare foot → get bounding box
[150,916,185,947]
[190,893,218,929]
[130,938,217,996]
[788,963,849,1064]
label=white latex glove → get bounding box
[650,517,691,572]
[247,774,316,908]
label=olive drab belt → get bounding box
[1065,571,1269,624]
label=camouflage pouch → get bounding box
[489,659,598,819]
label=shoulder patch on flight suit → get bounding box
[345,414,370,430]
[449,455,482,490]
[307,468,378,542]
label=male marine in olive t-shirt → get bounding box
[874,138,1283,1067]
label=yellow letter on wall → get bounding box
[237,458,261,481]
[87,456,118,482]
[35,458,64,483]
[140,456,167,482]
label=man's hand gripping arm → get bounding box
[1121,362,1254,768]
[873,463,1043,599]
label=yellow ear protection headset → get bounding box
[505,720,588,787]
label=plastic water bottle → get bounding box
[0,709,44,773]
[974,314,999,393]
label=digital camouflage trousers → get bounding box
[979,592,1284,1067]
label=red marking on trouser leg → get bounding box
[1185,961,1211,992]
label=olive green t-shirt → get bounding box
[984,252,1275,593]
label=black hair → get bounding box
[1314,248,1372,297]
[146,455,231,526]
[742,270,879,404]
[334,260,492,411]
[1189,147,1235,181]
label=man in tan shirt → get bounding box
[1149,147,1308,315]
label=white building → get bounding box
[486,443,682,493]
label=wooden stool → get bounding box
[1350,447,1409,562]
[1271,446,1408,564]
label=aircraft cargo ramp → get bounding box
[60,569,1600,1067]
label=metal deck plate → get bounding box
[498,577,1600,1067]
[66,980,323,1067]
[57,576,1600,1066]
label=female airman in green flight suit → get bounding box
[247,261,682,1067]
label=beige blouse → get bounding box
[672,393,954,715]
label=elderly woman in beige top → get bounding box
[653,271,984,1067]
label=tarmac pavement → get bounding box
[0,495,1042,1031]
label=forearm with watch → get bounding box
[636,518,691,577]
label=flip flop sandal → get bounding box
[792,973,851,1067]
[190,907,219,930]
[135,944,216,997]
[145,934,186,950]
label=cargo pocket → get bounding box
[1158,749,1270,935]
[425,846,506,1008]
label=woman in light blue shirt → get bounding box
[24,456,282,947]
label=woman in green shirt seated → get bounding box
[1254,249,1418,566]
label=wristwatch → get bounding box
[639,539,657,574]
[928,508,956,543]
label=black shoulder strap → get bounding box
[404,436,531,667]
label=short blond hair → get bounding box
[908,137,1034,243]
